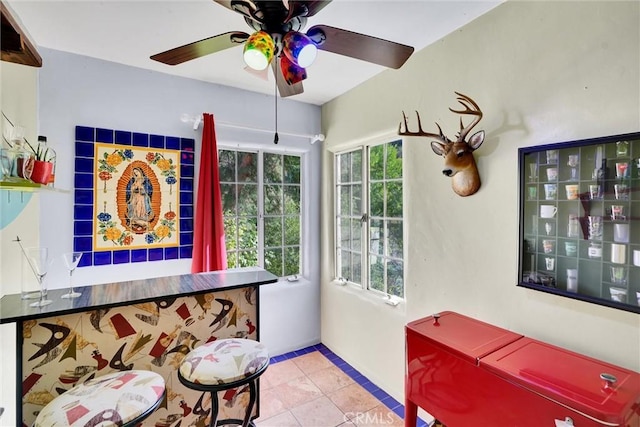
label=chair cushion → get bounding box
[34,370,165,426]
[179,338,269,385]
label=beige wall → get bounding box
[320,0,640,406]
[0,60,40,425]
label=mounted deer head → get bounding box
[398,92,485,197]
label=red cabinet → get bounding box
[406,311,640,427]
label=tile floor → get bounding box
[255,344,429,427]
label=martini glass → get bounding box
[62,252,83,299]
[25,247,53,307]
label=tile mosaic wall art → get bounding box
[73,126,195,267]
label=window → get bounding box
[335,140,404,298]
[219,149,302,277]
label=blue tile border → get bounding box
[269,343,429,427]
[73,125,195,268]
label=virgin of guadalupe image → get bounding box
[126,167,155,233]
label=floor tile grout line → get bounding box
[269,343,428,427]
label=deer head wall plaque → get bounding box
[399,92,485,197]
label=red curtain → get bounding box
[191,113,227,273]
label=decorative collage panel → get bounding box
[21,286,259,427]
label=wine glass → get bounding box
[24,247,53,307]
[62,252,83,299]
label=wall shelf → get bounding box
[0,179,67,193]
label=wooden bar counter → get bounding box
[0,267,277,427]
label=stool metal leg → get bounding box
[241,381,257,427]
[210,391,219,427]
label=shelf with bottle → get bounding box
[1,127,63,191]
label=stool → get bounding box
[34,370,166,427]
[178,338,269,427]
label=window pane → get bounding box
[369,145,384,180]
[284,185,300,214]
[238,151,257,182]
[224,217,237,250]
[340,250,351,280]
[218,150,236,182]
[352,252,362,284]
[226,251,238,268]
[350,218,361,251]
[284,246,300,276]
[265,248,283,276]
[221,183,237,215]
[285,216,300,246]
[339,152,350,183]
[370,182,384,217]
[386,182,403,218]
[340,219,350,247]
[388,260,404,298]
[264,185,283,215]
[370,219,384,256]
[238,184,258,216]
[264,217,282,247]
[238,217,258,249]
[352,150,362,182]
[369,256,384,292]
[385,141,403,179]
[388,220,403,258]
[340,186,350,216]
[264,153,282,183]
[352,184,362,216]
[238,250,258,267]
[284,155,301,184]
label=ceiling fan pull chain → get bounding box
[274,75,279,144]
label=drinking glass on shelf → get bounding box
[24,247,53,307]
[529,163,538,181]
[62,252,83,299]
[615,141,629,157]
[567,154,579,181]
[0,148,14,181]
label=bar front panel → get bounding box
[21,286,258,427]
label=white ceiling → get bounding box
[7,0,502,105]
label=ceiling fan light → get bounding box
[296,43,317,68]
[243,31,275,70]
[283,31,317,68]
[280,55,307,85]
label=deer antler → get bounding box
[449,92,483,142]
[398,111,448,144]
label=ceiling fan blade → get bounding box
[286,1,331,18]
[271,59,304,98]
[307,25,414,69]
[150,31,249,66]
[244,65,270,81]
[213,0,235,11]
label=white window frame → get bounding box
[218,145,305,278]
[334,137,405,299]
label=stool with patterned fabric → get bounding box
[178,338,269,427]
[34,370,166,426]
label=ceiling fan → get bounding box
[150,0,415,97]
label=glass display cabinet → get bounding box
[518,132,640,314]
